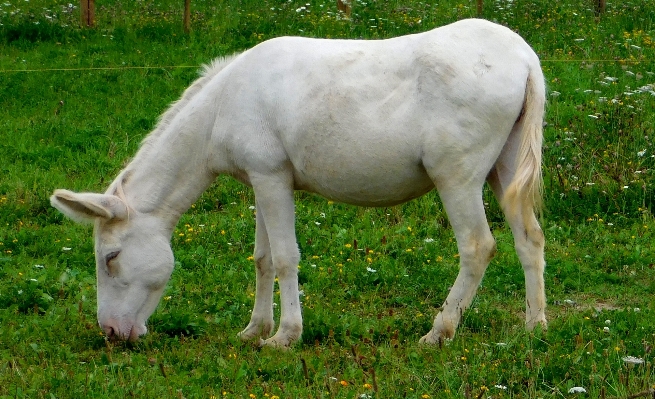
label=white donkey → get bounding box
[51,19,547,347]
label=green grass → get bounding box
[1,0,655,397]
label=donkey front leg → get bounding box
[420,186,496,344]
[238,201,275,343]
[249,172,303,348]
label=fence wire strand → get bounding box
[0,59,651,74]
[0,65,200,73]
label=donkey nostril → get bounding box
[100,322,116,338]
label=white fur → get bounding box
[51,19,547,346]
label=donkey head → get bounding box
[50,189,174,341]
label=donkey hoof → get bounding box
[238,319,274,342]
[261,336,292,349]
[261,329,301,349]
[419,329,453,346]
[237,329,257,341]
[419,331,438,345]
[526,318,547,331]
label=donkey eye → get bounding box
[105,250,120,266]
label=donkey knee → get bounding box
[482,236,498,263]
[271,248,300,278]
[254,252,274,277]
[468,234,496,262]
[459,234,496,276]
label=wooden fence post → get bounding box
[184,0,191,34]
[80,0,95,27]
[337,0,352,18]
[595,0,606,15]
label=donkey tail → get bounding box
[501,67,545,217]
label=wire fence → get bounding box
[0,65,200,73]
[0,58,650,74]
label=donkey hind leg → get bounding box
[238,201,275,343]
[249,171,303,347]
[420,183,497,344]
[488,167,547,330]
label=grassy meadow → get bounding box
[1,0,655,397]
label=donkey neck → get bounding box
[106,56,243,231]
[116,106,217,230]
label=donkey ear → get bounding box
[50,189,128,223]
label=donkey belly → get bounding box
[291,150,435,207]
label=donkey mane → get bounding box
[140,53,242,150]
[106,53,242,199]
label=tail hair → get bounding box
[501,71,545,218]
